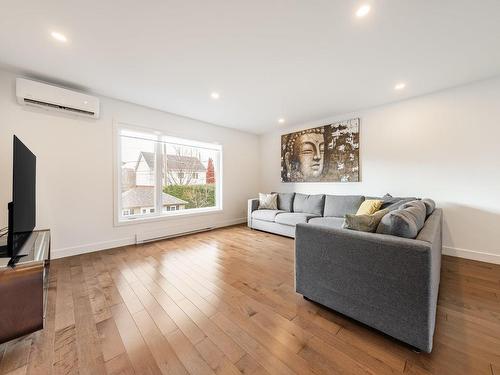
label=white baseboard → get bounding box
[442,246,500,265]
[51,217,247,259]
[52,222,500,266]
[52,237,136,259]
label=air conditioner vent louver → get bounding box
[23,98,96,116]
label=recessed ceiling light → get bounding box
[278,118,285,124]
[394,82,406,90]
[210,92,220,100]
[51,31,67,43]
[356,4,371,18]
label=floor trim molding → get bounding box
[51,217,247,259]
[52,225,500,265]
[442,246,500,265]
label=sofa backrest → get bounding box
[293,193,325,216]
[323,195,365,218]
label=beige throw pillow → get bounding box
[259,193,278,210]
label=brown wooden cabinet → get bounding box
[0,230,50,343]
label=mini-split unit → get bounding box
[16,78,100,119]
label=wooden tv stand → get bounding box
[0,230,50,343]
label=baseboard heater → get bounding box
[135,223,215,245]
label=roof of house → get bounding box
[122,186,188,208]
[138,152,206,172]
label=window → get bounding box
[117,125,222,222]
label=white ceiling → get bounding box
[1,1,500,134]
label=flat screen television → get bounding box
[2,136,36,258]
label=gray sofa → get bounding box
[248,193,442,352]
[248,193,364,237]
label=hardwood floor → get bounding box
[1,225,499,374]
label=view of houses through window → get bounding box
[118,127,221,220]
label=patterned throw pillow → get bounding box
[259,193,278,210]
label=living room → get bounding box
[1,1,499,374]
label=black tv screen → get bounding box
[7,136,36,256]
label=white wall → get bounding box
[0,69,260,258]
[259,77,500,264]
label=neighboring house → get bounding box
[135,152,156,186]
[121,166,136,191]
[120,151,206,216]
[121,186,188,216]
[165,154,207,185]
[135,151,207,186]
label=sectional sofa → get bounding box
[248,193,364,236]
[247,193,442,353]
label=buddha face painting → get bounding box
[282,128,326,181]
[280,118,360,182]
[296,133,325,179]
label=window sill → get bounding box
[114,207,223,227]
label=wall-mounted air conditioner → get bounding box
[16,78,100,119]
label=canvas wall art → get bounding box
[281,118,360,182]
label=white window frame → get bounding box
[114,121,223,226]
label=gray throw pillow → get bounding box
[383,198,419,213]
[380,193,418,210]
[343,209,389,233]
[421,198,436,217]
[293,193,325,216]
[277,193,295,212]
[376,200,427,239]
[398,201,427,228]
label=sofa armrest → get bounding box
[295,223,441,352]
[247,198,259,227]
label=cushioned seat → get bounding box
[275,212,319,227]
[307,217,345,229]
[251,209,285,222]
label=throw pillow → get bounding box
[398,200,427,229]
[258,193,278,210]
[356,199,383,215]
[343,209,389,232]
[376,200,427,239]
[379,193,418,210]
[421,198,436,217]
[277,192,295,212]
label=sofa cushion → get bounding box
[367,194,418,210]
[293,193,325,216]
[376,200,427,239]
[251,209,285,222]
[421,198,436,217]
[324,195,365,218]
[383,198,418,212]
[277,192,295,212]
[343,208,389,233]
[308,217,345,229]
[399,200,427,229]
[275,212,319,227]
[380,193,418,210]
